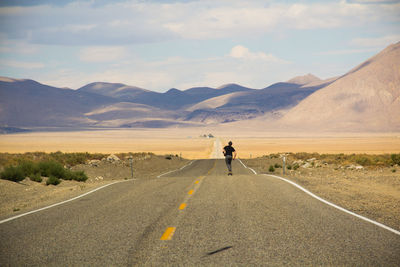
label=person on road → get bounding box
[223,141,237,175]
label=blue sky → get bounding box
[0,0,399,91]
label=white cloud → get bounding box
[315,48,378,55]
[350,34,400,47]
[348,0,399,4]
[229,45,289,63]
[79,46,127,63]
[38,44,294,91]
[1,1,399,44]
[0,37,40,54]
[63,24,97,33]
[0,59,44,69]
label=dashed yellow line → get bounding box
[160,175,206,242]
[160,227,176,240]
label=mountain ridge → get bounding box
[1,42,399,131]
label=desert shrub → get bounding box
[30,173,43,183]
[293,164,300,170]
[46,175,61,186]
[49,151,105,166]
[392,169,397,173]
[287,165,292,170]
[274,163,282,168]
[165,156,172,160]
[0,166,25,182]
[269,165,275,172]
[18,160,39,177]
[0,152,107,169]
[354,155,372,166]
[67,171,88,182]
[391,154,400,165]
[38,161,67,179]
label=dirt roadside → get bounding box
[0,154,189,219]
[243,157,400,231]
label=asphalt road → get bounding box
[1,159,399,266]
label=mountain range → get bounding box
[0,42,399,132]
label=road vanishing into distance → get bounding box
[1,159,400,266]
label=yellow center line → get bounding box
[179,203,186,210]
[188,190,194,195]
[160,227,176,240]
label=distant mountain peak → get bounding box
[217,83,240,89]
[0,76,23,83]
[287,73,321,85]
[166,88,182,93]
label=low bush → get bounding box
[284,152,395,167]
[30,173,42,183]
[287,165,292,170]
[354,155,372,166]
[66,171,88,182]
[0,160,88,183]
[1,166,25,182]
[19,160,39,177]
[46,175,61,186]
[269,165,275,172]
[38,161,66,179]
[391,154,400,165]
[274,163,282,168]
[293,164,300,170]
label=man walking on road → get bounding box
[223,141,237,175]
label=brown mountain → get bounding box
[280,42,400,131]
[183,77,333,123]
[287,73,321,85]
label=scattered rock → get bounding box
[347,165,364,170]
[106,154,120,163]
[88,160,101,167]
[95,176,104,181]
[302,162,312,168]
[307,158,317,162]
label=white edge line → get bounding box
[238,158,257,175]
[239,159,400,236]
[157,160,195,178]
[0,180,130,225]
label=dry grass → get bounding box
[1,129,399,159]
[0,129,214,159]
[223,136,400,158]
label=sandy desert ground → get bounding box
[1,128,399,158]
[0,129,214,159]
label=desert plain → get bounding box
[1,128,400,157]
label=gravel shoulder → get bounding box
[243,157,400,231]
[0,154,189,219]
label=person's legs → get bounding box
[225,155,233,172]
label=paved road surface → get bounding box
[210,138,224,159]
[1,159,399,266]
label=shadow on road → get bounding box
[205,246,233,256]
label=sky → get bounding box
[0,0,399,92]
